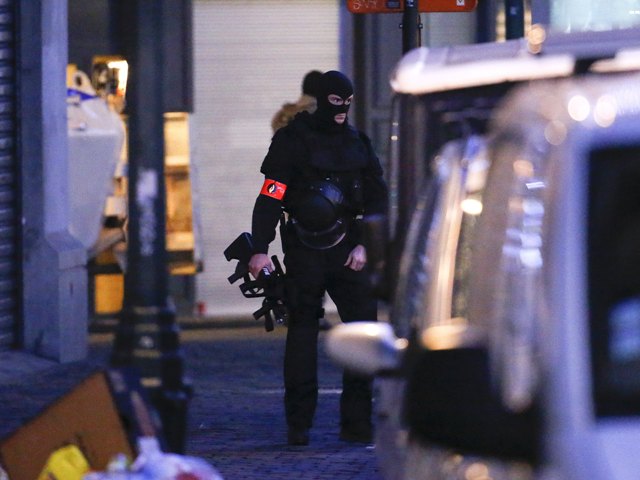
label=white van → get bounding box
[327,27,640,480]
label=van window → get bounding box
[392,137,489,348]
[589,146,640,416]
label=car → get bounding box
[327,27,640,480]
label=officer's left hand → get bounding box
[345,244,367,271]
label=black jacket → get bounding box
[251,112,388,254]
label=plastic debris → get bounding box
[38,444,90,480]
[83,437,223,480]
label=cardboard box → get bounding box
[0,371,135,480]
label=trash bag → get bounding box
[83,437,223,480]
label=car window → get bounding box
[392,135,489,347]
[589,146,640,416]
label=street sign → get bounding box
[347,0,478,13]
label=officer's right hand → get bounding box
[249,253,273,279]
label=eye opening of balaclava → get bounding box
[314,70,354,129]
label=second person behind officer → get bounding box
[271,69,322,133]
[248,70,388,446]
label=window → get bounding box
[589,146,640,416]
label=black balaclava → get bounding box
[313,70,353,131]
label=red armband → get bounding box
[259,179,287,200]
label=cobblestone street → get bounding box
[0,319,382,479]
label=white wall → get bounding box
[192,0,340,317]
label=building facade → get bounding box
[9,0,640,364]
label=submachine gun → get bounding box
[223,232,289,332]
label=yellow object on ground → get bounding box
[37,445,90,480]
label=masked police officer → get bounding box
[248,70,388,446]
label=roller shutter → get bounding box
[192,0,339,316]
[0,0,17,350]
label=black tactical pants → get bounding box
[282,236,377,432]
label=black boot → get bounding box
[288,427,310,446]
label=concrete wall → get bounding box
[19,0,87,362]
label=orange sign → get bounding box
[347,0,478,13]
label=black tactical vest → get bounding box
[284,119,369,249]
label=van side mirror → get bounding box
[325,322,407,376]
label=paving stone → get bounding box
[0,319,383,480]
